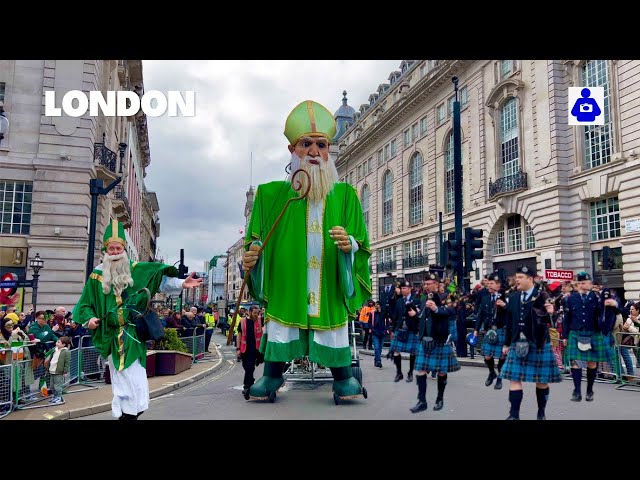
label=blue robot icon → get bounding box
[571,88,601,122]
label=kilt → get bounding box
[390,331,419,355]
[415,342,460,373]
[501,341,563,384]
[565,331,615,363]
[481,328,506,358]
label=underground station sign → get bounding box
[544,269,574,281]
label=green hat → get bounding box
[284,100,337,146]
[103,219,126,251]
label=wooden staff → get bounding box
[226,168,311,345]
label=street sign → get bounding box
[18,280,33,288]
[0,281,17,288]
[544,269,574,281]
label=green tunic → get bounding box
[73,261,178,371]
[245,181,371,330]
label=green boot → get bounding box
[331,366,362,398]
[249,361,285,399]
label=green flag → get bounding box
[209,255,221,269]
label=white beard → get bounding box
[102,251,134,296]
[290,152,339,203]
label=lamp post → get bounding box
[29,252,44,312]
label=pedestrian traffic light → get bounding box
[464,227,483,274]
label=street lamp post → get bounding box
[29,252,44,312]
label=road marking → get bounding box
[227,360,234,364]
[43,414,54,419]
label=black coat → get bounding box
[475,289,508,332]
[504,287,552,349]
[392,293,422,333]
[417,292,450,344]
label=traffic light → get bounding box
[464,227,483,274]
[178,264,189,279]
[447,231,462,275]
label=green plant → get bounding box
[157,328,188,353]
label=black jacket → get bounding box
[504,287,553,349]
[392,293,421,333]
[475,289,508,332]
[417,292,450,344]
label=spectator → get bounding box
[29,311,61,343]
[44,336,71,405]
[370,301,389,368]
[359,300,374,350]
[4,312,19,325]
[237,306,264,396]
[165,312,185,332]
[63,320,89,339]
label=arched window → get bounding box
[499,97,519,178]
[409,153,423,225]
[493,214,536,255]
[361,184,370,231]
[382,171,393,235]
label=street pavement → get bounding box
[79,331,640,420]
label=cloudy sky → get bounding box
[141,60,401,272]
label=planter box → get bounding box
[104,351,158,384]
[154,350,193,376]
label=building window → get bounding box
[361,184,370,231]
[349,171,354,185]
[390,139,397,157]
[412,239,422,258]
[437,104,446,125]
[409,152,423,226]
[460,86,468,107]
[377,149,383,167]
[427,60,435,70]
[500,97,519,177]
[507,215,522,253]
[525,224,536,250]
[592,247,623,271]
[447,95,455,117]
[493,214,535,255]
[367,157,372,172]
[582,60,612,169]
[404,129,410,147]
[494,230,505,255]
[590,196,620,241]
[420,117,427,135]
[0,181,32,235]
[357,165,362,180]
[382,170,393,235]
[500,60,513,79]
[420,64,426,78]
[0,82,5,103]
[445,132,455,213]
[411,123,418,142]
[384,144,390,161]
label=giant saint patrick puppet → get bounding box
[240,100,372,402]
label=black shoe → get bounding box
[494,378,503,390]
[376,362,383,368]
[505,415,519,420]
[537,414,546,420]
[406,372,413,383]
[410,401,428,413]
[394,372,403,382]
[433,399,444,411]
[570,391,582,402]
[485,372,497,386]
[586,391,594,402]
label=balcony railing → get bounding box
[489,170,528,199]
[402,254,428,269]
[376,260,397,273]
[94,143,117,173]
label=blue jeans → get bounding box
[620,346,635,375]
[372,335,384,364]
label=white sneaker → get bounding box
[49,397,64,405]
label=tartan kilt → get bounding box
[481,328,506,358]
[415,342,460,373]
[501,342,563,384]
[565,331,615,363]
[390,332,419,354]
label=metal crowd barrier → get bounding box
[73,335,103,391]
[0,349,13,418]
[13,356,52,410]
[615,331,640,392]
[562,333,620,384]
[179,327,207,364]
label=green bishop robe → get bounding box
[73,261,179,371]
[245,181,372,331]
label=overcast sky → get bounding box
[141,60,402,273]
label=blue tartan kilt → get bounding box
[415,342,460,373]
[390,332,419,354]
[482,328,506,358]
[565,331,615,363]
[501,341,563,384]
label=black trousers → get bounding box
[242,348,257,389]
[362,329,373,349]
